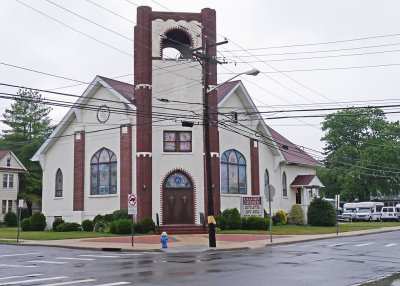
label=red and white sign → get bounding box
[128,194,137,206]
[240,196,264,218]
[18,199,24,208]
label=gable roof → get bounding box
[0,150,28,172]
[216,80,322,168]
[290,175,324,188]
[31,76,136,161]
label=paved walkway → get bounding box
[16,226,400,253]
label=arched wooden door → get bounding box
[163,171,194,224]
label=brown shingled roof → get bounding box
[217,80,240,104]
[0,150,10,160]
[98,76,135,104]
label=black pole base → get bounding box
[209,223,216,247]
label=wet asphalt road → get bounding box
[0,231,399,286]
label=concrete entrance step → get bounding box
[156,224,208,235]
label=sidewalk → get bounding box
[16,226,400,253]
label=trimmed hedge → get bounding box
[216,214,227,230]
[242,216,269,230]
[56,222,81,232]
[4,212,17,227]
[30,212,46,231]
[290,205,304,225]
[52,218,65,231]
[139,217,155,233]
[21,218,31,231]
[308,197,336,226]
[82,219,94,232]
[227,208,242,230]
[113,209,129,221]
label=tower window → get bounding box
[162,29,192,59]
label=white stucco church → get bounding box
[32,6,323,230]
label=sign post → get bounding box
[335,194,340,236]
[268,185,273,243]
[17,199,24,242]
[128,194,137,247]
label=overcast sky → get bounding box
[1,0,400,158]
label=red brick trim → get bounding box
[73,131,85,211]
[250,139,260,195]
[159,168,197,225]
[120,124,132,209]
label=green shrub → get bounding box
[103,214,114,223]
[52,218,65,231]
[113,209,129,221]
[139,217,155,234]
[308,197,336,226]
[82,219,94,232]
[115,219,131,234]
[272,215,279,226]
[275,210,287,225]
[21,218,31,231]
[30,212,46,231]
[221,208,233,219]
[241,217,249,230]
[93,214,103,224]
[216,214,227,230]
[109,221,117,234]
[4,212,17,227]
[290,205,304,225]
[20,208,31,220]
[244,216,269,230]
[56,222,81,232]
[227,208,242,230]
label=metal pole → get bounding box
[17,207,21,243]
[131,214,135,247]
[204,37,216,248]
[269,186,272,243]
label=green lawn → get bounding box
[0,226,122,241]
[217,222,400,235]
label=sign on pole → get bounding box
[128,194,137,215]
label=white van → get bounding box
[381,206,400,221]
[342,203,358,221]
[355,202,384,221]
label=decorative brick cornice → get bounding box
[135,84,152,90]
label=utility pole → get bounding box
[193,37,228,248]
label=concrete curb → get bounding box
[3,227,400,253]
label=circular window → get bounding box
[97,105,110,123]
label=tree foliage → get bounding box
[0,88,53,213]
[318,108,400,201]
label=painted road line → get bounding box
[299,244,315,248]
[0,274,43,280]
[40,279,96,285]
[79,254,120,258]
[94,282,130,286]
[384,243,398,247]
[56,257,95,261]
[0,264,36,268]
[0,276,67,285]
[328,243,347,247]
[355,242,375,247]
[118,253,143,256]
[27,260,69,265]
[0,252,39,258]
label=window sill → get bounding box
[282,196,289,199]
[54,197,63,200]
[162,152,194,155]
[89,194,118,198]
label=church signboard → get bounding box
[240,196,264,218]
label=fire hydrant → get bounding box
[160,231,168,248]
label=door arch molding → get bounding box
[160,168,197,225]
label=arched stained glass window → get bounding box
[221,150,246,194]
[55,168,63,197]
[164,171,191,188]
[91,148,117,195]
[265,169,269,187]
[282,171,287,197]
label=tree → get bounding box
[318,108,400,201]
[0,88,53,214]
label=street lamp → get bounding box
[208,68,260,93]
[204,67,260,248]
